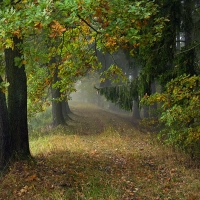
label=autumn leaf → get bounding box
[34,22,43,30]
[17,185,29,196]
[12,29,22,38]
[49,20,66,38]
[25,174,39,182]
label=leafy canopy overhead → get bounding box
[0,0,167,115]
[0,0,166,51]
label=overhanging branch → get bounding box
[77,14,100,34]
[176,42,200,55]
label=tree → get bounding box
[98,0,200,118]
[0,0,168,169]
[93,0,167,117]
[140,0,200,157]
[0,76,10,169]
[62,101,72,117]
[51,63,66,127]
[4,36,31,159]
[141,75,200,158]
[0,0,54,167]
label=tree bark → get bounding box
[51,66,66,127]
[4,37,30,159]
[62,101,72,120]
[62,100,72,114]
[0,77,10,169]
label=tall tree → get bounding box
[0,76,10,169]
[140,0,200,157]
[62,101,72,118]
[0,0,168,168]
[51,65,66,127]
[5,37,30,158]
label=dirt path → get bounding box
[68,103,135,135]
[0,103,200,200]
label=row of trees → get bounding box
[98,0,200,158]
[0,0,166,169]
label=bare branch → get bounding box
[176,42,200,55]
[77,14,100,34]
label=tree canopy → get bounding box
[1,0,200,167]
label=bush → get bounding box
[141,74,200,159]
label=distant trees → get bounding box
[99,0,200,116]
[0,0,176,169]
[97,0,200,158]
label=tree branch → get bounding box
[77,14,100,34]
[176,42,200,55]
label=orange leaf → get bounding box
[49,20,66,38]
[12,29,21,38]
[25,174,38,182]
[34,22,43,30]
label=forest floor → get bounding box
[0,102,200,200]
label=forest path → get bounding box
[67,102,136,135]
[0,103,200,200]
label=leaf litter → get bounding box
[0,103,200,200]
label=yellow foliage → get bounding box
[5,38,14,50]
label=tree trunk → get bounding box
[51,66,66,127]
[62,101,72,120]
[66,101,72,114]
[149,81,157,118]
[132,99,141,119]
[183,0,196,75]
[0,77,10,169]
[4,37,30,159]
[131,66,140,119]
[62,101,68,118]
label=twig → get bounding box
[176,42,200,55]
[77,14,100,34]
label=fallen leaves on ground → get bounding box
[0,103,200,200]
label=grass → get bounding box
[0,102,200,200]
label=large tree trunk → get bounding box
[0,77,10,169]
[62,100,72,120]
[4,37,30,159]
[51,66,66,127]
[65,101,72,114]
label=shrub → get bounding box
[141,74,200,159]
